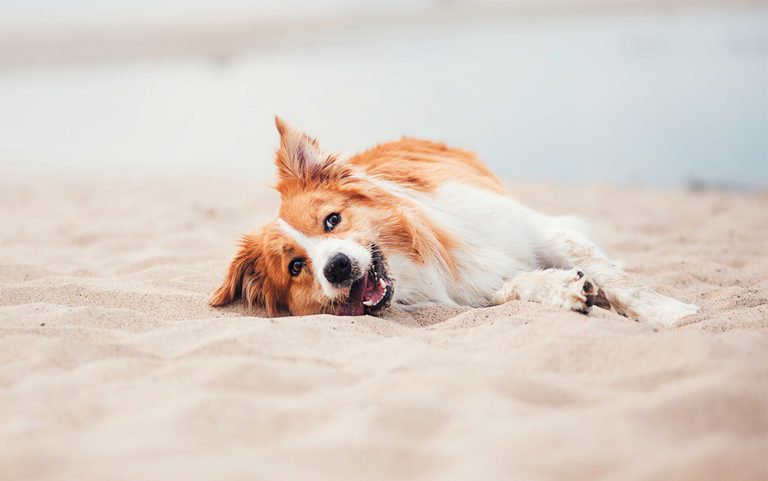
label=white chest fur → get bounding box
[371,180,552,308]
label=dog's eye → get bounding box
[324,213,341,232]
[288,258,304,277]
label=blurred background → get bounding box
[0,0,766,188]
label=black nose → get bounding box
[324,253,352,284]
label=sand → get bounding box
[0,174,766,481]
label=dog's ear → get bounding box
[210,230,286,316]
[274,116,345,183]
[210,229,266,307]
[209,236,260,306]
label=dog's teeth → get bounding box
[379,279,386,288]
[363,300,375,306]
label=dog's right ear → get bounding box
[273,116,348,184]
[210,234,263,307]
[274,116,326,180]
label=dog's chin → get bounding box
[337,245,393,316]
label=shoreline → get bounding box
[0,2,763,70]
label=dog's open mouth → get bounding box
[337,245,393,316]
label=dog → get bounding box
[210,117,699,326]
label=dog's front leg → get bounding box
[543,226,699,327]
[493,268,599,314]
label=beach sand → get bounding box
[0,174,766,481]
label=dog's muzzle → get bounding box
[336,244,393,316]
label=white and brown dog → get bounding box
[211,118,698,326]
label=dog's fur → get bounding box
[211,117,699,326]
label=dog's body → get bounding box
[211,118,698,326]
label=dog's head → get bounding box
[210,118,394,316]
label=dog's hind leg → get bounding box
[579,263,699,327]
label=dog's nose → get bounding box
[324,253,352,284]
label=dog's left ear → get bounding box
[209,240,257,308]
[274,116,345,183]
[210,228,286,316]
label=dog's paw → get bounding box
[494,268,599,315]
[560,269,597,314]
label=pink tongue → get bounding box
[337,276,367,316]
[363,278,386,302]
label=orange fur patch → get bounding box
[350,138,507,194]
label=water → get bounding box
[0,6,766,188]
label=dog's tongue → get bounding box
[337,276,367,316]
[362,276,388,306]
